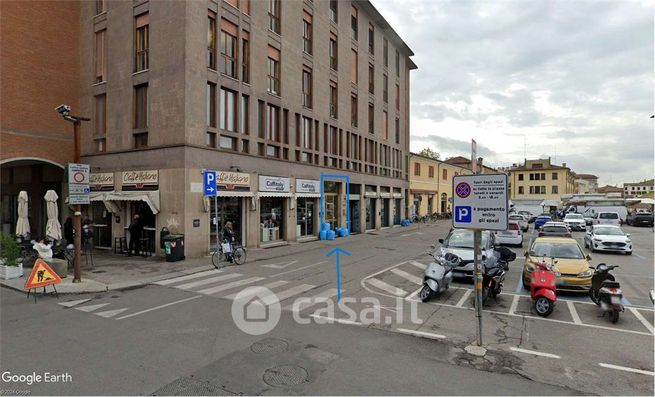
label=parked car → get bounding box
[436,229,496,278]
[584,225,632,255]
[509,214,529,232]
[563,213,586,231]
[582,206,628,225]
[494,221,523,247]
[534,215,553,230]
[594,212,621,226]
[626,211,654,227]
[522,237,593,292]
[538,222,572,237]
[518,210,536,223]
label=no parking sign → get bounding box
[452,174,508,231]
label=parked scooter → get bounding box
[530,259,558,317]
[589,264,624,323]
[419,253,461,302]
[482,246,515,304]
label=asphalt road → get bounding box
[1,222,652,395]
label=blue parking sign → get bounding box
[455,206,472,223]
[204,170,216,196]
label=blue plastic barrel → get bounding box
[327,230,336,240]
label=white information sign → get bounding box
[68,163,90,184]
[452,174,508,231]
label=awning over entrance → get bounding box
[258,192,293,198]
[217,191,254,198]
[295,193,321,198]
[90,191,160,214]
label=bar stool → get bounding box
[114,236,126,254]
[139,237,152,257]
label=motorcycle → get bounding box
[419,253,460,302]
[482,246,515,304]
[530,259,558,317]
[589,264,624,323]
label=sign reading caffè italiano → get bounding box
[121,170,159,191]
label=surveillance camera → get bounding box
[55,104,71,115]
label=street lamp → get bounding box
[56,104,90,283]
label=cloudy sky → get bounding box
[373,0,654,186]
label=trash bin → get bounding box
[163,234,185,262]
[160,227,170,249]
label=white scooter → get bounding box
[419,252,461,302]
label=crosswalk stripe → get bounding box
[284,288,340,312]
[154,270,221,286]
[223,280,289,300]
[59,298,91,308]
[391,268,422,285]
[196,277,266,295]
[75,303,110,313]
[367,278,408,296]
[407,260,427,270]
[249,284,316,305]
[95,308,129,318]
[174,273,242,290]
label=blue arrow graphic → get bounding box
[325,247,351,302]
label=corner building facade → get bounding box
[80,0,417,257]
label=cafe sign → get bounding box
[90,172,114,192]
[121,170,159,191]
[259,175,290,192]
[296,179,319,193]
[217,171,250,191]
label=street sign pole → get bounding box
[473,229,483,346]
[214,194,219,251]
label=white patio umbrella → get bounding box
[15,191,30,238]
[44,190,62,241]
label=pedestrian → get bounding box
[64,217,74,246]
[222,221,235,262]
[128,214,143,256]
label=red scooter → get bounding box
[530,260,557,317]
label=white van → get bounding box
[582,206,628,224]
[594,211,621,226]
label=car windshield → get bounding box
[538,216,551,220]
[509,215,523,220]
[443,230,489,249]
[565,214,583,220]
[543,226,567,233]
[530,242,584,259]
[599,213,618,219]
[595,227,624,236]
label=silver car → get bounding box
[563,213,586,231]
[436,229,496,278]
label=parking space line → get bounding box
[407,260,427,270]
[456,289,473,308]
[309,313,363,326]
[405,286,423,301]
[508,294,520,315]
[116,296,202,320]
[397,328,446,340]
[567,301,582,325]
[632,252,646,260]
[391,268,423,285]
[629,307,655,334]
[367,278,408,296]
[510,347,560,359]
[599,363,654,376]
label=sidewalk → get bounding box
[0,222,437,295]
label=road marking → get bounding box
[515,276,524,293]
[223,280,288,300]
[270,261,327,278]
[174,273,242,290]
[391,268,423,285]
[567,301,582,325]
[397,328,446,339]
[400,232,423,237]
[598,363,654,376]
[116,296,202,320]
[367,278,408,296]
[58,298,91,308]
[510,347,561,359]
[285,288,340,312]
[405,286,423,301]
[407,260,427,270]
[75,303,110,313]
[262,260,298,269]
[273,284,317,302]
[95,308,129,318]
[154,269,221,286]
[632,252,646,260]
[629,307,655,334]
[309,313,363,326]
[196,276,266,295]
[457,289,473,308]
[508,294,520,315]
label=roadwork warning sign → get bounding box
[452,174,508,231]
[24,259,62,290]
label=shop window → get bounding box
[297,197,315,237]
[260,197,285,242]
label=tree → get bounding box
[418,147,440,160]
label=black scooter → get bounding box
[481,247,515,305]
[589,264,624,323]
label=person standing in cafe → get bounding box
[128,214,143,256]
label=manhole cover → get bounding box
[250,338,288,354]
[262,365,308,387]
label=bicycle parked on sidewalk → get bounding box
[211,237,246,269]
